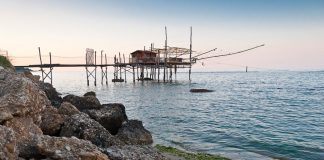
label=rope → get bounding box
[197,44,265,60]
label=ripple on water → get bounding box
[47,71,324,160]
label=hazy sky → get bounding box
[0,0,323,71]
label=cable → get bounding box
[197,44,265,60]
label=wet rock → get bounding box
[85,103,128,135]
[62,94,101,111]
[0,69,50,123]
[60,113,124,148]
[4,117,43,158]
[84,91,96,97]
[103,145,165,160]
[190,88,214,93]
[116,120,153,145]
[58,102,80,116]
[0,126,18,160]
[41,82,63,107]
[36,136,109,160]
[40,106,65,136]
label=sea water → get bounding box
[42,71,324,160]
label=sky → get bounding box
[0,0,324,71]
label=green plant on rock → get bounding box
[0,55,13,69]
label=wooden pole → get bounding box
[86,51,89,86]
[123,54,126,83]
[105,54,108,85]
[101,50,103,85]
[94,51,97,86]
[158,50,160,82]
[133,66,135,83]
[49,52,52,85]
[119,52,122,80]
[189,26,192,81]
[38,47,44,83]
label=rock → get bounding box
[189,88,214,93]
[0,126,18,160]
[58,102,80,116]
[40,106,65,136]
[0,69,50,123]
[41,82,62,107]
[63,94,101,111]
[23,71,40,83]
[103,145,165,160]
[0,112,13,124]
[4,117,43,158]
[0,73,5,80]
[36,136,109,160]
[116,120,153,145]
[85,103,128,135]
[60,113,124,148]
[84,91,96,97]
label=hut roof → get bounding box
[130,50,157,56]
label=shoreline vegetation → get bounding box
[0,60,230,159]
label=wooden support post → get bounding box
[158,50,160,82]
[170,66,172,81]
[136,64,139,81]
[101,51,103,85]
[119,52,122,80]
[189,26,192,81]
[38,47,44,83]
[175,65,177,80]
[49,52,53,85]
[94,51,97,86]
[123,54,126,83]
[105,54,108,85]
[132,66,135,83]
[86,52,89,86]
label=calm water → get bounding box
[43,71,324,160]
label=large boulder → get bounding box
[41,82,63,107]
[0,69,50,124]
[0,126,18,160]
[58,102,81,116]
[103,145,165,160]
[39,106,65,136]
[62,94,101,111]
[23,71,40,83]
[4,117,43,158]
[85,103,128,135]
[116,120,153,145]
[60,113,124,148]
[84,91,96,97]
[36,136,109,160]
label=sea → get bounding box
[37,71,324,160]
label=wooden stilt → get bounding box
[94,51,97,86]
[189,27,192,81]
[123,54,126,83]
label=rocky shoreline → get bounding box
[0,68,165,159]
